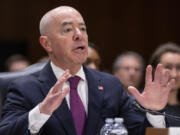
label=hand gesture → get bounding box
[39,70,70,114]
[128,64,175,111]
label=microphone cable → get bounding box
[132,100,180,122]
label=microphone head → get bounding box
[131,100,147,113]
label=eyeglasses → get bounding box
[163,64,180,72]
[118,66,142,73]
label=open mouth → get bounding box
[77,46,85,50]
[73,45,86,54]
[74,45,86,51]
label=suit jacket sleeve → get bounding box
[0,81,33,135]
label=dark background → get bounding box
[0,0,180,72]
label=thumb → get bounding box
[128,86,142,103]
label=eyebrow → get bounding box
[62,21,86,27]
[79,22,86,26]
[62,22,72,26]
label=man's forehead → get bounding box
[52,7,82,18]
[120,57,141,65]
[40,6,85,35]
[53,10,85,25]
[53,6,77,14]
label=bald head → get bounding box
[39,6,83,36]
[39,5,88,74]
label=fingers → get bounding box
[167,79,175,91]
[128,86,143,103]
[160,69,170,86]
[56,86,70,98]
[145,65,153,86]
[154,64,171,88]
[40,70,71,115]
[154,64,162,83]
[51,69,70,94]
[39,86,70,115]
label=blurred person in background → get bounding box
[149,42,180,126]
[84,42,101,71]
[112,51,145,95]
[5,54,30,72]
[38,55,50,63]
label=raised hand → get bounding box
[128,64,175,111]
[39,70,70,114]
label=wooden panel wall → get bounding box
[0,0,180,72]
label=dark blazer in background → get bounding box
[166,104,180,127]
[0,62,148,135]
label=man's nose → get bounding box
[129,68,136,74]
[73,28,82,41]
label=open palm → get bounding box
[128,64,175,111]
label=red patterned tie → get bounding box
[68,76,86,135]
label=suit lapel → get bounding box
[83,66,104,135]
[38,62,76,135]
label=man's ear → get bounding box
[39,36,52,53]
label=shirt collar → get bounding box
[50,61,86,81]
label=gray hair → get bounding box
[113,51,145,72]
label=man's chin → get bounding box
[74,57,87,64]
[73,60,86,66]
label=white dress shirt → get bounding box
[28,62,165,134]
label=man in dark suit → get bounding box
[0,6,175,135]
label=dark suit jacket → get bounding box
[0,62,148,135]
[166,104,180,127]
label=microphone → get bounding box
[132,100,180,122]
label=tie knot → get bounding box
[68,76,81,89]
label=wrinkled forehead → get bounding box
[51,7,85,25]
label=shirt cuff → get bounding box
[28,105,51,134]
[146,112,166,128]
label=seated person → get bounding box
[38,56,50,62]
[149,42,180,126]
[0,61,46,117]
[0,6,175,135]
[5,54,30,72]
[84,42,101,70]
[113,51,145,95]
